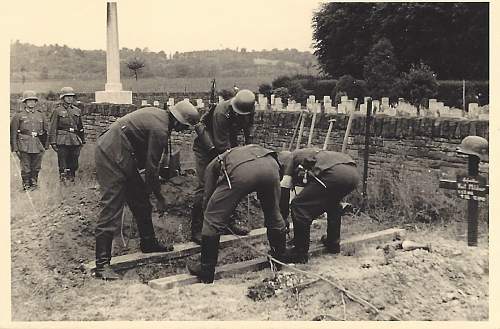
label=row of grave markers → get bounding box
[141,94,488,120]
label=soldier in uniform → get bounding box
[10,90,49,190]
[187,144,287,283]
[48,86,85,182]
[94,101,200,280]
[278,148,360,263]
[190,89,256,244]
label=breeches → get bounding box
[202,156,286,236]
[291,164,360,225]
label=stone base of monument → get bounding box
[95,90,133,104]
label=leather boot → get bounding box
[187,235,220,283]
[267,228,287,270]
[281,221,311,264]
[190,203,203,245]
[140,236,174,253]
[321,206,342,254]
[21,176,31,191]
[223,221,250,236]
[67,169,75,182]
[31,172,39,190]
[95,235,120,280]
[59,171,67,183]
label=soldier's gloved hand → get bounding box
[280,175,293,189]
[51,144,59,152]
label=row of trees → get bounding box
[312,2,488,80]
[10,41,318,81]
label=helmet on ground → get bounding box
[277,150,292,167]
[60,86,76,99]
[21,90,38,103]
[170,100,200,126]
[456,136,488,161]
[231,89,255,115]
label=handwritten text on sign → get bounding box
[456,175,487,202]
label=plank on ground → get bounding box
[83,227,269,272]
[148,227,406,290]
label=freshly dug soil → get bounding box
[10,171,489,321]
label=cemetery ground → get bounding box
[10,146,489,321]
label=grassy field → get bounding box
[10,76,276,94]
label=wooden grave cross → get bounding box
[439,155,488,246]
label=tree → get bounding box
[258,83,272,100]
[273,87,290,105]
[397,61,438,114]
[332,74,366,103]
[127,57,145,81]
[312,2,488,80]
[363,38,399,100]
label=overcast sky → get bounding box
[2,0,325,53]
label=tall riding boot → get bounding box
[190,203,203,244]
[95,235,120,280]
[282,221,311,264]
[187,235,220,283]
[267,228,287,270]
[321,207,342,254]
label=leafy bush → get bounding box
[258,83,272,99]
[396,61,438,112]
[332,75,367,103]
[273,87,290,105]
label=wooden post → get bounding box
[467,155,480,246]
[361,98,372,211]
[462,79,466,117]
[307,103,318,147]
[295,110,307,150]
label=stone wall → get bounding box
[16,102,488,177]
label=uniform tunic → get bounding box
[201,144,285,236]
[192,100,255,214]
[10,108,48,179]
[48,102,85,174]
[94,107,171,264]
[284,148,360,225]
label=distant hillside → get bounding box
[10,41,319,82]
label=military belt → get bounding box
[18,130,39,137]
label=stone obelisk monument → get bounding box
[95,2,132,104]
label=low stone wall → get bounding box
[12,102,489,177]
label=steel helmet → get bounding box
[60,86,76,99]
[456,136,488,161]
[21,90,38,103]
[170,100,200,126]
[231,89,255,115]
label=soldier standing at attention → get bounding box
[10,90,49,191]
[94,101,200,280]
[48,86,85,182]
[190,89,256,244]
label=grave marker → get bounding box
[439,136,489,246]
